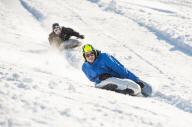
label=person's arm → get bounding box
[66,27,84,39]
[104,53,139,82]
[82,64,100,83]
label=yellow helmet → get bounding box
[82,44,98,61]
[82,44,95,54]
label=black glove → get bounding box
[79,35,85,39]
[99,73,112,81]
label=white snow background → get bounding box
[0,0,192,127]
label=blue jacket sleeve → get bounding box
[104,54,139,82]
[82,64,100,83]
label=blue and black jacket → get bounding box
[82,51,139,84]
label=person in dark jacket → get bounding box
[48,23,84,50]
[81,44,152,96]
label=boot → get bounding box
[136,80,152,97]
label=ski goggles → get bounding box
[84,51,95,58]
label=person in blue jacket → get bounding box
[81,44,150,96]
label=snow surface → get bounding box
[0,0,192,127]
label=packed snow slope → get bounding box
[0,0,192,127]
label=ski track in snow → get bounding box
[1,0,192,127]
[87,0,192,56]
[154,91,192,113]
[19,0,45,21]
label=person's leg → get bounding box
[96,77,141,96]
[62,39,82,49]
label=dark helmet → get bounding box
[52,23,60,30]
